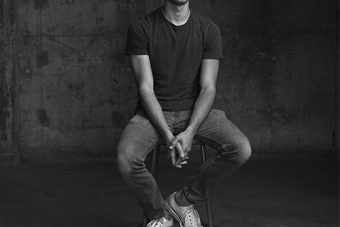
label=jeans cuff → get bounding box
[147,211,165,221]
[182,187,197,204]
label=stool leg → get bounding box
[142,216,148,227]
[142,145,161,227]
[200,145,215,227]
[206,197,214,227]
[150,145,160,177]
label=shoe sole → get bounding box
[147,223,174,227]
[147,219,174,227]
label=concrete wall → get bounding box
[0,0,338,162]
[0,0,19,163]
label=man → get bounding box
[117,0,251,226]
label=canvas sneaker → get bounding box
[166,192,203,227]
[146,216,174,227]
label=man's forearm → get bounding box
[187,59,219,135]
[139,87,172,140]
[129,54,173,144]
[186,86,216,134]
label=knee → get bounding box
[219,135,251,164]
[116,143,137,176]
[117,152,131,176]
[237,136,251,163]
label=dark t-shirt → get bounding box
[125,7,223,111]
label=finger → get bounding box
[184,148,191,157]
[175,155,188,166]
[175,156,182,166]
[179,160,188,165]
[175,143,185,158]
[169,137,179,150]
[169,150,176,166]
[175,161,182,168]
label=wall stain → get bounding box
[96,17,104,25]
[34,0,48,10]
[111,111,126,129]
[36,51,49,68]
[66,0,74,5]
[209,0,217,7]
[37,109,49,127]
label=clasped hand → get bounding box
[166,130,194,168]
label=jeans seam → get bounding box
[184,157,217,203]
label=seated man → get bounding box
[117,0,251,226]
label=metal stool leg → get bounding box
[201,144,215,227]
[141,215,148,227]
[142,145,161,227]
[150,145,160,177]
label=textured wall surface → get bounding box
[0,0,338,162]
[0,0,19,163]
[208,0,336,155]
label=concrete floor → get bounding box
[0,152,338,227]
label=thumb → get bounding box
[169,136,179,150]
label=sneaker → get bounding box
[146,216,174,227]
[166,192,203,227]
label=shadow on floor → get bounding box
[0,153,338,227]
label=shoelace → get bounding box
[179,207,203,227]
[147,218,164,227]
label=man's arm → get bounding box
[129,55,187,167]
[169,59,220,158]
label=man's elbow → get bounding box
[201,85,216,95]
[138,84,154,97]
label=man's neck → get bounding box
[163,1,190,26]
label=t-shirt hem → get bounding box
[125,51,149,56]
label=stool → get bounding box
[141,139,217,227]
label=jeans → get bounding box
[117,109,251,220]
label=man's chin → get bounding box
[167,0,189,6]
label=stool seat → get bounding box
[141,140,217,227]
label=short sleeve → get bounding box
[203,22,223,60]
[125,20,149,56]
